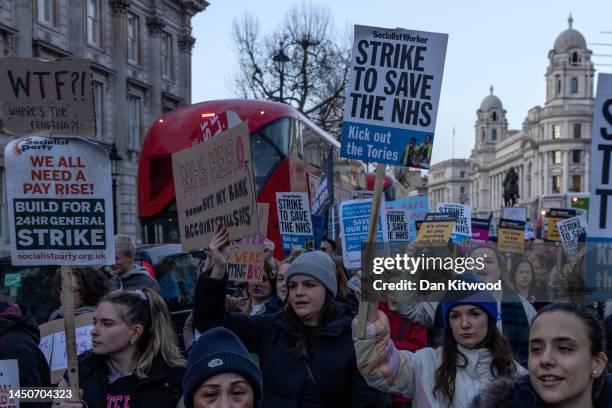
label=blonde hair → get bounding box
[100,289,185,378]
[115,234,136,257]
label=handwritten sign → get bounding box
[0,360,19,408]
[226,244,265,282]
[0,58,94,137]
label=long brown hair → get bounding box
[99,288,185,378]
[283,290,339,359]
[433,313,516,404]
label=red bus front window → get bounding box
[250,118,293,195]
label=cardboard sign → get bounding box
[498,219,526,254]
[385,195,429,241]
[415,213,456,247]
[237,203,269,245]
[339,198,389,269]
[0,58,95,137]
[276,192,314,251]
[386,209,411,243]
[545,208,577,242]
[173,121,259,250]
[557,215,587,257]
[340,25,448,169]
[4,136,113,265]
[226,244,265,282]
[39,312,94,384]
[436,203,471,242]
[0,359,19,408]
[471,217,490,243]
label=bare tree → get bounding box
[232,2,350,137]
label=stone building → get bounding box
[0,0,207,256]
[470,16,593,219]
[427,158,470,208]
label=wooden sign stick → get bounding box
[60,265,80,398]
[356,163,386,339]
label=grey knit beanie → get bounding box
[285,250,337,297]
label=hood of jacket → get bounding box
[0,302,41,344]
[114,264,151,280]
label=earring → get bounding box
[130,338,136,346]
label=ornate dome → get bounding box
[480,85,503,111]
[553,14,587,53]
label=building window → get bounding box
[573,123,581,138]
[552,124,561,139]
[571,52,579,65]
[552,176,561,193]
[460,186,466,194]
[492,111,497,121]
[87,0,102,46]
[460,171,465,178]
[571,175,581,192]
[572,150,581,164]
[37,0,57,26]
[161,32,173,80]
[491,128,497,141]
[127,13,140,65]
[556,76,561,96]
[127,95,141,151]
[481,128,485,141]
[552,151,562,165]
[570,78,578,94]
[93,81,104,140]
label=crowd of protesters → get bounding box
[2,229,612,408]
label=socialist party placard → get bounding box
[340,25,448,169]
[4,136,114,265]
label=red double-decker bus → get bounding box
[138,99,365,258]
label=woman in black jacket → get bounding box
[192,225,386,408]
[57,289,185,408]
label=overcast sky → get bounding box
[190,1,612,165]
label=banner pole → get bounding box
[356,163,386,338]
[60,265,80,398]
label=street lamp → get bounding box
[272,41,290,103]
[108,143,122,233]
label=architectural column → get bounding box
[544,153,550,194]
[562,150,569,193]
[15,0,33,56]
[68,0,85,56]
[585,150,590,192]
[147,10,164,119]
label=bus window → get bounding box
[250,118,292,195]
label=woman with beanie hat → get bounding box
[183,327,262,408]
[192,225,387,408]
[353,273,528,408]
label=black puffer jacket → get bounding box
[193,275,387,408]
[470,374,612,408]
[67,352,185,408]
[0,302,51,408]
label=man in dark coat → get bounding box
[0,294,51,408]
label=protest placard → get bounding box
[386,209,411,243]
[544,208,577,242]
[471,217,490,243]
[311,214,327,249]
[351,190,374,200]
[0,58,95,138]
[173,121,259,250]
[436,203,471,242]
[311,147,334,216]
[4,136,113,265]
[339,198,388,269]
[501,207,527,222]
[557,215,587,257]
[386,195,429,240]
[415,213,456,247]
[237,203,269,245]
[498,219,526,254]
[340,25,448,169]
[276,192,314,251]
[38,312,94,384]
[586,73,612,299]
[226,244,265,282]
[0,359,18,408]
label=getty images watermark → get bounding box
[371,253,502,292]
